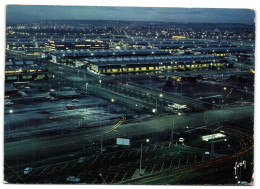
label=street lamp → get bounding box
[139,138,150,176]
[99,173,106,184]
[86,83,88,93]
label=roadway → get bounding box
[4,104,253,172]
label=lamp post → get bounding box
[99,173,106,184]
[171,117,174,141]
[139,139,150,176]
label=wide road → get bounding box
[4,104,253,171]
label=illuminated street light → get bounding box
[146,139,150,143]
[9,110,13,113]
[99,80,102,84]
[111,99,115,102]
[159,93,163,98]
[152,109,157,113]
[223,87,227,90]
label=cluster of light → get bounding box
[202,133,226,141]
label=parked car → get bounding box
[78,157,86,163]
[179,138,185,143]
[66,176,80,182]
[24,167,33,174]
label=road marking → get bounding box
[91,156,98,165]
[60,161,71,171]
[153,144,157,151]
[102,154,108,161]
[53,176,62,183]
[104,117,126,134]
[110,153,116,160]
[37,166,50,176]
[145,146,149,153]
[169,160,173,170]
[119,151,124,159]
[151,164,156,174]
[186,156,189,166]
[11,173,24,183]
[122,133,130,137]
[178,158,182,168]
[71,162,78,169]
[92,178,97,184]
[48,166,57,174]
[161,143,164,149]
[111,173,118,183]
[160,162,164,172]
[121,171,128,182]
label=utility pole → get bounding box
[210,126,223,159]
[140,142,142,172]
[99,173,106,184]
[100,123,103,154]
[171,117,174,141]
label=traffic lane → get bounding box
[4,105,253,170]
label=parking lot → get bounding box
[4,79,150,139]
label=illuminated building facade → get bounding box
[89,55,230,74]
[47,49,170,65]
[45,40,109,51]
[5,61,48,81]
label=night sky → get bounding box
[6,5,255,24]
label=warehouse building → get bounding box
[88,55,230,74]
[5,60,48,81]
[46,49,170,66]
[192,47,254,57]
[45,40,109,51]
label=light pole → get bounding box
[139,139,150,176]
[210,126,223,159]
[58,81,61,92]
[99,173,106,184]
[171,117,174,141]
[100,123,103,154]
[140,142,142,172]
[85,83,89,113]
[107,105,113,124]
[86,83,88,93]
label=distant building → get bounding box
[45,40,109,51]
[192,47,254,57]
[88,55,230,74]
[46,49,170,66]
[5,60,48,81]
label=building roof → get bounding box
[50,49,170,58]
[89,55,226,67]
[193,47,254,53]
